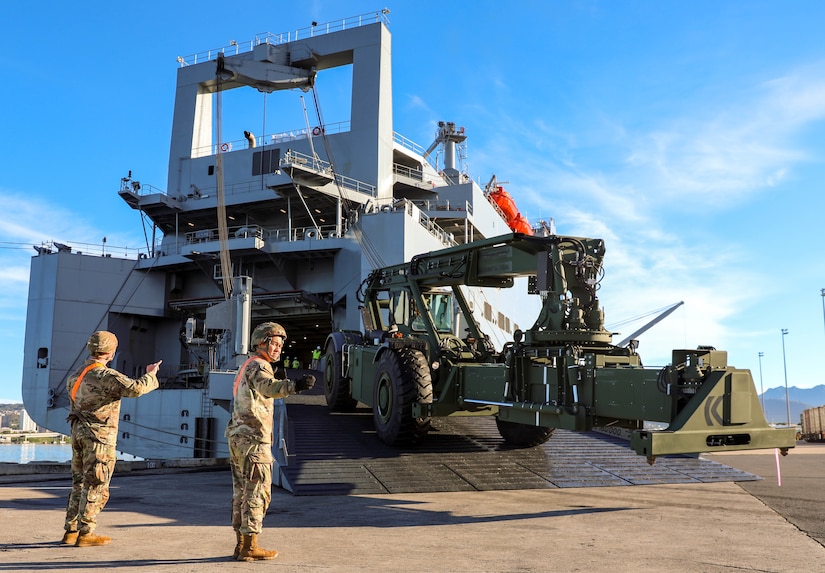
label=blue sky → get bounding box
[2,1,825,402]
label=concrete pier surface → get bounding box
[1,444,823,572]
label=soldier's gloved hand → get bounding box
[295,374,316,393]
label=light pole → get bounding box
[758,351,765,414]
[781,329,790,427]
[821,288,825,337]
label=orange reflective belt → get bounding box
[70,363,103,402]
[232,356,260,398]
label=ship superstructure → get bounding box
[22,11,539,462]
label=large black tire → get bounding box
[372,348,433,445]
[323,340,357,411]
[495,418,555,447]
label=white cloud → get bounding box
[0,188,149,402]
[761,64,825,125]
[621,64,825,205]
[0,188,147,255]
[0,190,90,245]
[0,264,29,290]
[405,94,432,112]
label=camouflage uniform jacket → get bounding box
[66,359,159,445]
[225,355,295,444]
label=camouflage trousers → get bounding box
[65,423,117,534]
[228,435,273,535]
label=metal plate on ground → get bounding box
[279,391,760,496]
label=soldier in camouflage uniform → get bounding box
[226,322,315,561]
[63,331,162,547]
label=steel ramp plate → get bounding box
[279,391,760,496]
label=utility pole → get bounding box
[781,329,790,427]
[758,351,765,414]
[821,288,825,337]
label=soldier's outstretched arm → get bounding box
[146,360,162,375]
[111,362,161,397]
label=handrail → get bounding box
[392,132,426,156]
[363,199,456,247]
[281,149,332,175]
[178,10,391,67]
[194,121,351,158]
[181,223,345,249]
[393,163,425,182]
[410,198,474,218]
[119,178,166,197]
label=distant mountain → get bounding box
[760,398,811,426]
[761,385,825,406]
[756,385,825,425]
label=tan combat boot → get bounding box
[61,531,79,545]
[232,530,242,559]
[75,532,112,547]
[237,533,278,561]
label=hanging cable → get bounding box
[215,54,233,300]
[292,183,322,232]
[309,85,357,214]
[308,84,387,269]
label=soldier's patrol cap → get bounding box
[87,331,118,355]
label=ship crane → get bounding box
[614,301,685,348]
[212,53,318,299]
[215,52,316,93]
[423,121,467,184]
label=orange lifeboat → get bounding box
[489,186,518,222]
[489,186,533,235]
[510,212,533,235]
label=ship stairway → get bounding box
[276,383,761,496]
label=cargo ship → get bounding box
[21,10,543,463]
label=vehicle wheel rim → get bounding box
[324,358,334,393]
[376,375,392,423]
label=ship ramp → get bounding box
[278,382,759,496]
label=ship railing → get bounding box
[179,173,368,203]
[178,10,391,67]
[384,199,457,247]
[393,163,425,182]
[265,224,345,242]
[393,132,437,170]
[176,223,345,252]
[393,132,426,156]
[122,177,281,203]
[192,121,351,157]
[485,193,508,221]
[33,239,150,259]
[281,149,332,175]
[280,149,375,197]
[179,179,286,201]
[185,225,264,244]
[411,198,474,218]
[332,172,376,198]
[119,178,165,197]
[416,206,457,247]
